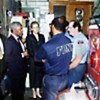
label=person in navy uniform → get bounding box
[65,20,89,87]
[26,21,45,99]
[4,22,28,100]
[36,17,72,100]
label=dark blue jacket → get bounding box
[4,35,27,77]
[26,33,45,60]
[36,33,72,75]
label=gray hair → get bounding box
[10,22,22,33]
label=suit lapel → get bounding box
[31,34,38,43]
[10,35,23,52]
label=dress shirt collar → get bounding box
[33,33,39,41]
[11,33,19,42]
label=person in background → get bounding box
[65,20,89,87]
[4,22,28,100]
[0,23,7,100]
[36,17,72,100]
[26,21,45,99]
[59,16,69,33]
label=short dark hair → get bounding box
[71,20,82,32]
[50,17,66,32]
[60,16,69,27]
[30,21,39,28]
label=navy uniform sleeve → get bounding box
[36,45,47,61]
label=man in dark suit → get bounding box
[26,21,45,99]
[0,24,7,100]
[4,22,28,100]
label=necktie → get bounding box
[17,38,25,52]
[17,38,23,51]
[17,37,20,43]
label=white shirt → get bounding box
[33,33,39,41]
[0,38,4,54]
[65,32,89,63]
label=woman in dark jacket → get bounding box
[26,21,45,99]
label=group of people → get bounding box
[36,17,89,100]
[0,16,89,100]
[0,21,45,100]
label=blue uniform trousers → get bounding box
[43,74,68,100]
[68,63,87,88]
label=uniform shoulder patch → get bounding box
[77,40,84,44]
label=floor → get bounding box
[3,74,43,100]
[5,88,43,100]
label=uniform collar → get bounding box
[53,33,64,38]
[74,32,82,39]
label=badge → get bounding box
[78,40,84,44]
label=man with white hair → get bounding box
[4,22,28,100]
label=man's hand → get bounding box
[69,54,83,70]
[42,59,45,63]
[21,51,29,58]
